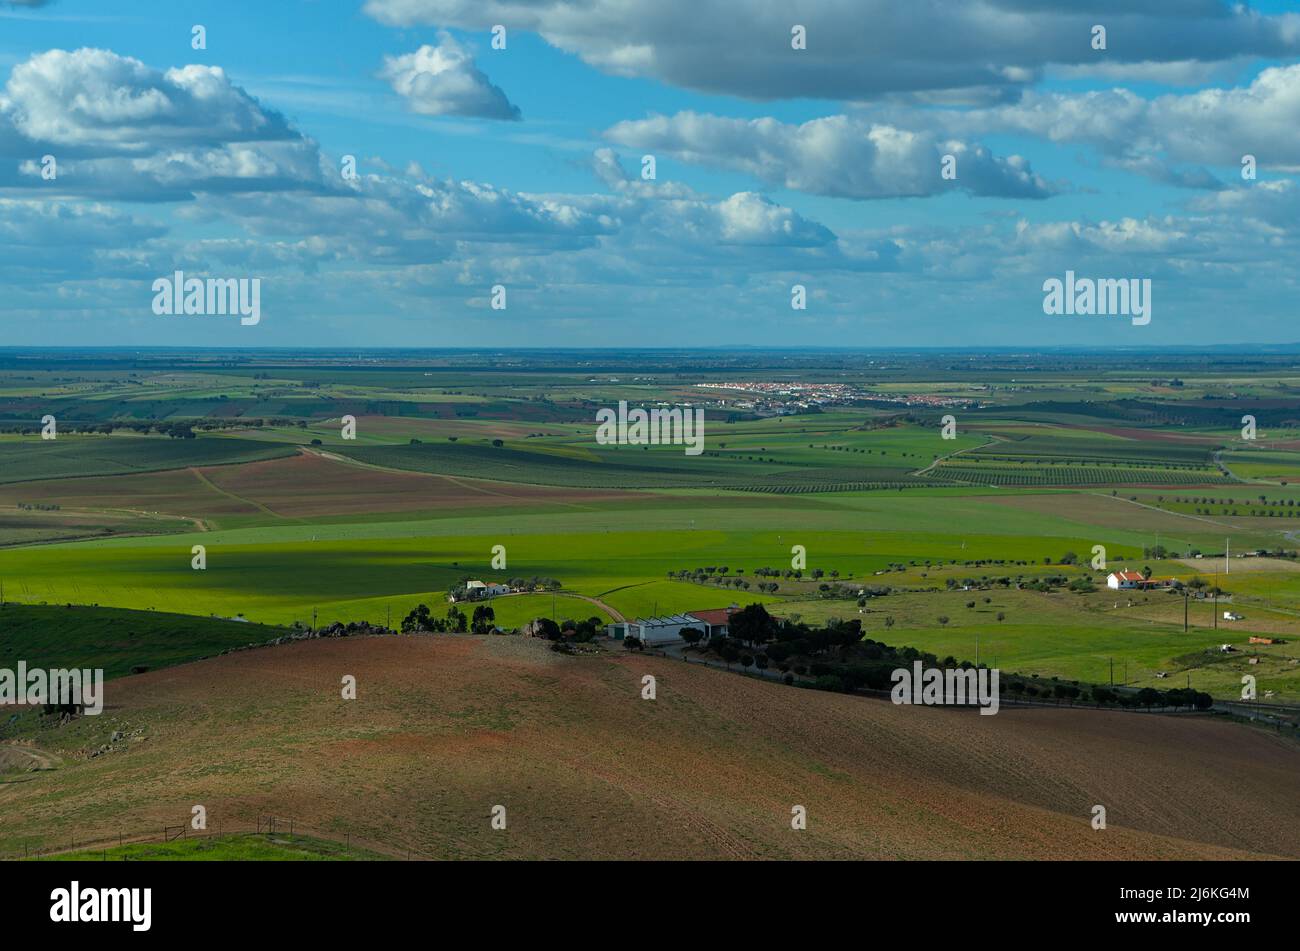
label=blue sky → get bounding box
[3,0,1300,347]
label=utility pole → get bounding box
[1109,656,1114,686]
[1183,588,1189,632]
[1225,537,1230,575]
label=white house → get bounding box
[624,614,705,645]
[457,580,510,601]
[604,606,741,645]
[1106,570,1144,590]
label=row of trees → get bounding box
[529,616,604,642]
[504,576,562,592]
[1007,681,1212,711]
[0,417,311,438]
[401,603,497,634]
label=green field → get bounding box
[779,584,1300,700]
[0,603,288,678]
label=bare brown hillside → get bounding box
[2,636,1297,860]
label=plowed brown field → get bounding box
[4,636,1297,860]
[201,450,637,518]
[0,451,637,527]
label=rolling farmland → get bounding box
[2,350,1300,866]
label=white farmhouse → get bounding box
[460,579,511,600]
[1106,570,1144,590]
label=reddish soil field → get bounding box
[200,451,636,518]
[1056,423,1228,445]
[0,451,639,528]
[4,637,1297,860]
[0,467,253,525]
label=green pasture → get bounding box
[0,603,288,678]
[780,585,1300,701]
[1223,449,1300,483]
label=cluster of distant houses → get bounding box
[448,580,511,603]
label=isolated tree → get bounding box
[937,615,950,626]
[471,604,496,634]
[401,603,433,634]
[679,626,704,647]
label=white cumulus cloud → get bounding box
[380,34,520,120]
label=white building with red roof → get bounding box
[1106,571,1145,589]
